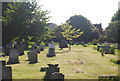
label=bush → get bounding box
[109,47,115,54]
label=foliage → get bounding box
[60,22,83,50]
[98,36,108,43]
[2,1,50,46]
[105,9,120,43]
[111,9,120,21]
[106,21,119,43]
[109,46,115,54]
[61,22,83,41]
[67,15,100,42]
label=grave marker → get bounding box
[40,45,44,51]
[7,48,19,64]
[47,42,56,57]
[28,50,38,64]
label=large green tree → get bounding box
[61,22,83,50]
[105,9,120,43]
[67,15,100,42]
[2,1,50,46]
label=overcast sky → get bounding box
[39,0,119,29]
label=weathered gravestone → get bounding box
[40,45,44,51]
[40,64,64,80]
[17,45,24,56]
[47,42,56,57]
[27,50,38,64]
[0,61,12,81]
[7,48,19,64]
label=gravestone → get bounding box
[2,66,12,80]
[51,72,64,80]
[17,45,24,56]
[59,40,68,49]
[44,64,60,79]
[41,64,64,80]
[7,48,19,64]
[47,48,55,57]
[47,42,56,57]
[40,45,44,51]
[35,48,40,54]
[28,50,38,64]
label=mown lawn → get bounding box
[0,45,119,79]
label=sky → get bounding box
[38,0,120,29]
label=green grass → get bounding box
[0,45,118,79]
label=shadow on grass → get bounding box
[56,50,70,54]
[75,51,83,52]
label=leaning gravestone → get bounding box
[2,66,12,81]
[7,48,19,64]
[28,50,38,64]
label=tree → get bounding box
[67,15,100,42]
[2,1,50,46]
[61,22,83,50]
[105,9,120,43]
[106,21,119,43]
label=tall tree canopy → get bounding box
[67,15,100,42]
[105,9,120,43]
[2,1,50,46]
